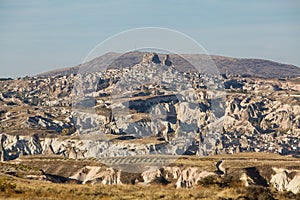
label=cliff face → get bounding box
[3,152,299,194]
[68,165,215,188]
[0,133,188,161]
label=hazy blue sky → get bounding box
[0,0,300,77]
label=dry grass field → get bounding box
[0,175,299,200]
[0,152,299,200]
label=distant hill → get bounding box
[37,51,300,78]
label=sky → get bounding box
[0,0,300,77]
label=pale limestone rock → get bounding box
[270,168,289,191]
[286,174,300,194]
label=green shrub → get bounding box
[198,175,243,188]
[0,177,16,193]
[244,186,274,200]
[198,175,216,186]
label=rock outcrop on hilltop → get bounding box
[162,55,172,66]
[38,52,300,78]
[142,52,161,64]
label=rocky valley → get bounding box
[0,52,300,198]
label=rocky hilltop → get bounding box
[38,51,300,78]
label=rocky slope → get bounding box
[1,52,300,195]
[38,51,300,78]
[1,53,299,161]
